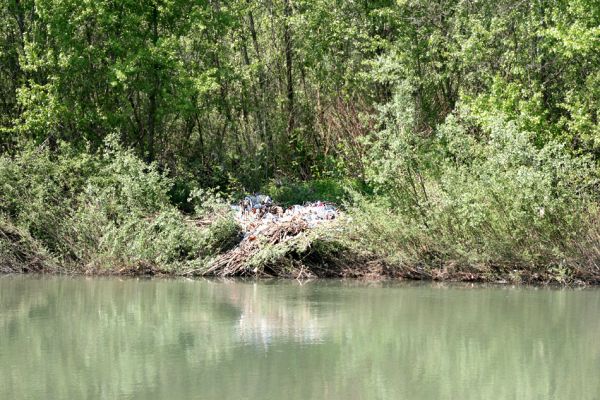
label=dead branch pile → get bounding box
[204,217,310,276]
[0,222,58,273]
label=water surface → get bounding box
[1,276,599,399]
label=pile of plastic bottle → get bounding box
[231,195,338,233]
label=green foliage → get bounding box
[261,178,356,207]
[363,81,435,218]
[0,141,240,272]
[83,144,173,221]
[0,0,599,279]
[0,143,101,257]
[91,209,238,271]
[351,100,600,268]
[0,219,59,273]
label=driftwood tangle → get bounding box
[205,217,309,276]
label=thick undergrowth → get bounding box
[340,95,600,285]
[1,118,600,285]
[1,0,600,285]
[0,221,59,273]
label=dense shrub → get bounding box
[348,87,600,271]
[261,178,356,206]
[0,141,240,272]
[0,220,59,273]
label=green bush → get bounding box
[349,89,600,270]
[0,144,100,259]
[0,219,60,273]
[261,177,358,206]
[0,140,241,273]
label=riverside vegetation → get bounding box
[1,0,599,284]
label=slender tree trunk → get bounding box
[146,3,159,161]
[538,0,550,110]
[247,3,272,177]
[247,4,267,131]
[282,0,294,143]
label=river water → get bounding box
[0,276,598,400]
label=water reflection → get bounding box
[0,276,599,400]
[232,283,324,347]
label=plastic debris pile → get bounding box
[231,194,338,235]
[208,195,339,276]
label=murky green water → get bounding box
[0,276,599,400]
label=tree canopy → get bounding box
[1,0,597,189]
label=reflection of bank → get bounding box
[224,282,325,348]
[236,310,323,348]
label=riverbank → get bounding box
[1,144,599,286]
[2,0,600,292]
[3,214,599,286]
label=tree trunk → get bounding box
[283,0,294,141]
[146,3,159,161]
